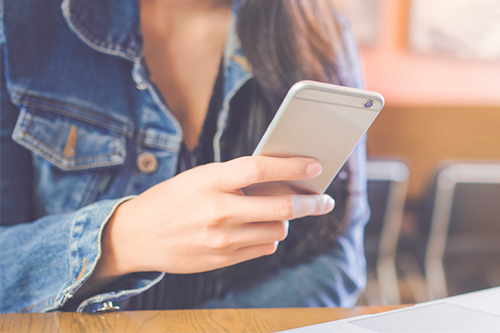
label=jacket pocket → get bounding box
[11,97,131,214]
[12,107,127,171]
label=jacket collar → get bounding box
[62,0,252,76]
[61,0,253,162]
[62,0,143,61]
[61,0,253,105]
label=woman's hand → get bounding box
[98,156,335,279]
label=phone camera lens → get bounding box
[364,100,374,108]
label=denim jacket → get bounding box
[0,0,369,313]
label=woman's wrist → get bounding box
[97,199,140,278]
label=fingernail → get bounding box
[323,195,335,212]
[283,220,290,236]
[306,163,323,178]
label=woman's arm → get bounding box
[1,56,161,313]
[1,53,337,312]
[0,199,153,313]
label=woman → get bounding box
[0,0,369,312]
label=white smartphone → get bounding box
[244,80,384,196]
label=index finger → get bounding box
[212,156,323,191]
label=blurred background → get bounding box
[334,0,500,305]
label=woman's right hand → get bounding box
[97,155,335,279]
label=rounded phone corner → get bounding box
[287,80,313,96]
[373,92,385,109]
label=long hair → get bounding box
[215,0,362,287]
[237,0,360,97]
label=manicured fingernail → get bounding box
[323,195,335,212]
[306,163,323,178]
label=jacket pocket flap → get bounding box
[12,107,126,171]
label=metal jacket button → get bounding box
[96,301,120,312]
[137,152,158,174]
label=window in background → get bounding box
[409,0,500,60]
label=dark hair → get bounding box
[237,0,359,97]
[215,0,360,285]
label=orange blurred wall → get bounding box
[359,0,500,107]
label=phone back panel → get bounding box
[253,81,384,194]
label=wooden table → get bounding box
[0,306,407,332]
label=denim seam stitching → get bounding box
[20,131,125,170]
[18,109,125,165]
[213,72,253,162]
[18,299,57,313]
[10,91,134,137]
[61,0,140,62]
[13,91,185,152]
[136,131,181,152]
[78,170,103,209]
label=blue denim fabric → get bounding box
[1,0,368,312]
